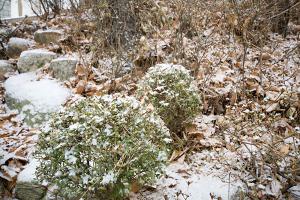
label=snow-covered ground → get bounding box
[131,161,243,200]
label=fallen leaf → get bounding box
[75,80,86,94]
[279,145,289,156]
[131,180,140,193]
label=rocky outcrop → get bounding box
[4,72,71,127]
[34,29,63,44]
[49,56,78,80]
[17,49,57,73]
[6,37,33,58]
[0,60,16,80]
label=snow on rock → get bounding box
[17,49,57,73]
[289,184,300,199]
[6,37,34,58]
[17,158,39,183]
[49,55,78,80]
[34,29,63,44]
[4,72,71,127]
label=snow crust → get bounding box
[8,37,33,46]
[132,161,243,200]
[35,29,63,34]
[20,49,56,57]
[17,158,39,182]
[4,72,71,113]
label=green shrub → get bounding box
[137,64,201,133]
[35,94,171,199]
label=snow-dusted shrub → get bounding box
[35,95,171,199]
[137,64,201,132]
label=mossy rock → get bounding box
[15,182,47,200]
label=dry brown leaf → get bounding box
[75,63,86,77]
[261,53,271,60]
[279,145,289,156]
[131,180,140,193]
[230,91,237,105]
[185,123,197,133]
[169,150,184,162]
[75,80,87,94]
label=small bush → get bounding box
[35,95,171,199]
[137,64,202,133]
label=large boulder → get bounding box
[4,72,71,127]
[6,37,33,58]
[0,60,16,80]
[34,29,63,44]
[49,56,78,81]
[17,49,57,73]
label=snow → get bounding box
[8,37,33,46]
[35,29,63,35]
[52,56,78,62]
[101,171,116,185]
[211,68,234,83]
[187,174,236,200]
[4,72,71,114]
[20,49,56,57]
[132,161,244,200]
[17,158,39,182]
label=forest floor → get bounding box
[0,3,299,199]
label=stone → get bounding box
[4,72,71,127]
[17,49,57,73]
[0,180,5,198]
[6,37,33,58]
[49,56,78,80]
[0,27,12,37]
[0,60,16,80]
[14,159,47,200]
[15,182,47,200]
[288,184,300,200]
[34,29,63,44]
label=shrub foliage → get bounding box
[35,95,171,199]
[137,64,202,133]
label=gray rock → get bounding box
[34,29,63,44]
[289,184,300,200]
[0,27,12,37]
[0,60,16,80]
[15,182,47,200]
[49,56,78,81]
[4,72,71,127]
[0,180,5,198]
[17,49,57,73]
[6,37,33,58]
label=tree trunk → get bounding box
[272,0,290,37]
[18,0,23,16]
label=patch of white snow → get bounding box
[4,72,71,113]
[17,158,39,182]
